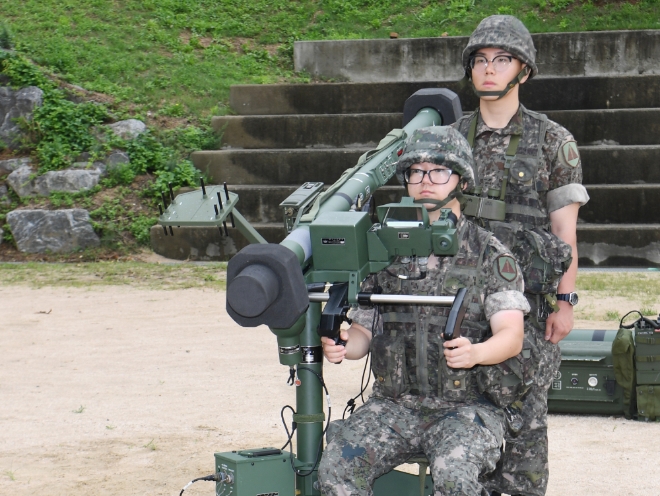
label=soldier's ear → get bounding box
[519,64,530,85]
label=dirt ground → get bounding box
[1,280,659,496]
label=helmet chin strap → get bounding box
[471,66,530,100]
[412,184,464,212]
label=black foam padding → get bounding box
[227,264,279,318]
[402,88,463,127]
[226,244,308,328]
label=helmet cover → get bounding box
[395,125,476,192]
[462,15,537,79]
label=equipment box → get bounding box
[548,331,624,415]
[634,327,660,385]
[214,448,294,496]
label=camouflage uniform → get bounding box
[454,16,590,496]
[318,127,531,496]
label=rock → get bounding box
[108,119,147,139]
[6,164,104,197]
[105,150,130,167]
[0,86,43,149]
[0,157,30,178]
[6,208,100,253]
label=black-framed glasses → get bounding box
[469,55,515,73]
[404,168,454,185]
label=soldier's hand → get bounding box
[545,301,574,344]
[321,330,349,363]
[443,337,478,369]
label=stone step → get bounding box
[579,185,660,224]
[577,224,660,267]
[580,145,660,184]
[220,184,658,225]
[150,222,660,268]
[230,76,660,116]
[294,30,660,82]
[213,109,660,149]
[192,145,660,186]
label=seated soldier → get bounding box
[318,126,530,496]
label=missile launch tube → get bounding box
[280,107,442,265]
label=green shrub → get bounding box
[0,22,13,50]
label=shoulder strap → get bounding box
[475,228,493,288]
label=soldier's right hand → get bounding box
[321,330,349,363]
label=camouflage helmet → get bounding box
[395,125,475,191]
[462,15,538,79]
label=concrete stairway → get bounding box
[152,31,660,267]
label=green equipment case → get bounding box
[633,318,660,420]
[547,330,624,415]
[214,448,295,496]
[634,324,660,385]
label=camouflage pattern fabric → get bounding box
[462,15,538,78]
[318,397,504,496]
[454,105,584,231]
[454,105,585,495]
[395,125,476,192]
[318,216,529,495]
[359,217,528,408]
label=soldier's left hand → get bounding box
[545,301,574,344]
[443,337,478,369]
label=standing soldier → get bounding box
[453,15,590,496]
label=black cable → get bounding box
[280,404,297,451]
[179,474,219,495]
[620,310,660,330]
[285,366,332,477]
[342,305,379,419]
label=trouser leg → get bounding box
[485,322,561,496]
[423,406,504,496]
[318,399,417,496]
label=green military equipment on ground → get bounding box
[548,313,660,421]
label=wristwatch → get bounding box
[556,292,579,306]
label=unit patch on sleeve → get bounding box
[559,140,580,168]
[496,255,518,282]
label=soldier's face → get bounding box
[406,162,460,217]
[471,47,527,98]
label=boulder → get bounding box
[6,208,100,253]
[6,164,103,197]
[0,86,43,149]
[108,119,146,140]
[105,150,130,167]
[0,157,30,178]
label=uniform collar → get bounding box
[475,104,526,138]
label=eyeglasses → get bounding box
[469,55,515,73]
[404,168,454,185]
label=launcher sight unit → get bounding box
[160,89,465,496]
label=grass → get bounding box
[143,439,157,451]
[0,261,227,290]
[3,1,659,121]
[575,272,660,322]
[72,405,86,414]
[576,272,660,302]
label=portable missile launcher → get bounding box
[162,89,464,496]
